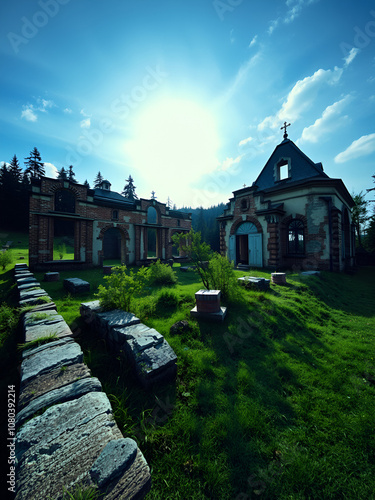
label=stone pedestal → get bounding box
[191,290,227,321]
[271,272,287,285]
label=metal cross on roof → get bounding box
[281,121,291,140]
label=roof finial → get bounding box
[281,121,291,140]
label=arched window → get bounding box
[112,209,119,220]
[288,219,304,254]
[147,206,157,224]
[55,189,75,213]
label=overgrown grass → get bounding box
[1,232,375,499]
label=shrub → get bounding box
[0,303,18,344]
[96,265,149,312]
[0,250,13,270]
[156,289,179,309]
[207,253,239,301]
[148,260,177,286]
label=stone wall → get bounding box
[13,263,151,499]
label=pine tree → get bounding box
[94,171,104,188]
[24,147,45,179]
[352,192,369,248]
[122,175,138,199]
[57,167,68,180]
[68,165,77,183]
[9,155,22,184]
[83,179,90,189]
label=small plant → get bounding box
[0,303,19,344]
[61,483,102,500]
[96,265,149,312]
[148,260,178,286]
[57,243,67,260]
[18,333,58,352]
[27,312,50,323]
[156,289,179,309]
[0,249,14,270]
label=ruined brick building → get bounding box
[218,129,355,272]
[29,177,191,271]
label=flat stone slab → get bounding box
[23,310,73,342]
[238,276,270,291]
[18,282,41,291]
[18,295,53,307]
[16,376,103,428]
[191,306,227,322]
[64,278,90,294]
[14,272,34,279]
[15,392,124,500]
[97,310,141,331]
[20,339,83,385]
[18,362,92,409]
[15,263,28,270]
[16,276,38,286]
[19,288,49,301]
[22,301,57,313]
[301,270,321,276]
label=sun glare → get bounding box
[125,98,220,188]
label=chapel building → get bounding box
[218,130,355,272]
[28,177,191,271]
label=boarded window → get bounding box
[55,190,75,213]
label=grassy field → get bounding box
[1,233,375,499]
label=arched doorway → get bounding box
[229,222,263,267]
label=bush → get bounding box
[96,265,149,312]
[208,253,239,301]
[156,289,179,309]
[0,303,18,344]
[0,250,13,270]
[148,260,177,286]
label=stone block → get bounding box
[89,438,138,488]
[17,282,41,291]
[15,392,123,500]
[23,311,73,343]
[16,377,103,428]
[18,362,92,410]
[80,300,102,324]
[19,288,49,302]
[191,306,227,322]
[271,272,287,285]
[16,276,38,286]
[20,339,83,385]
[63,278,90,294]
[134,339,177,387]
[195,289,222,313]
[238,276,270,291]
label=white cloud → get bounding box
[239,136,253,147]
[64,108,73,114]
[80,118,91,129]
[344,47,360,67]
[299,95,351,144]
[21,105,37,122]
[219,155,242,171]
[44,162,59,178]
[258,66,343,131]
[38,98,54,112]
[334,133,375,163]
[249,35,258,48]
[269,0,319,34]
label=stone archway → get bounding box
[99,225,130,264]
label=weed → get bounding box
[18,333,58,352]
[148,260,177,286]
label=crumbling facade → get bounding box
[29,177,191,271]
[218,135,355,272]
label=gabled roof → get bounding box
[253,138,328,191]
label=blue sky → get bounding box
[1,0,374,208]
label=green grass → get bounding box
[1,232,375,499]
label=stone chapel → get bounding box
[218,128,355,272]
[28,177,191,271]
